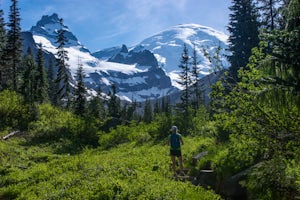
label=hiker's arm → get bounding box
[180,137,184,145]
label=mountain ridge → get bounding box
[94,23,230,89]
[25,13,229,102]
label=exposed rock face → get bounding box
[91,46,121,60]
[108,44,158,68]
[86,66,176,101]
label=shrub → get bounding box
[98,122,156,149]
[212,134,262,179]
[0,90,35,131]
[242,157,300,200]
[28,104,99,147]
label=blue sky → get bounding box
[1,0,231,52]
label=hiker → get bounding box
[167,125,184,176]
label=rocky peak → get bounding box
[108,46,158,68]
[30,13,80,47]
[120,44,129,53]
[36,13,60,27]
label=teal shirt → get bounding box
[169,133,182,150]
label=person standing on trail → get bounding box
[167,125,184,176]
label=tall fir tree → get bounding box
[87,87,106,120]
[176,43,192,113]
[227,0,260,81]
[5,0,22,91]
[73,60,87,116]
[47,58,56,104]
[36,44,49,103]
[54,18,71,108]
[191,43,202,110]
[0,7,6,90]
[21,47,37,103]
[153,99,160,115]
[108,84,121,119]
[282,0,300,91]
[256,0,284,30]
[285,0,299,31]
[175,44,194,134]
[143,98,153,123]
[121,100,137,122]
[161,95,171,115]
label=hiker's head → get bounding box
[171,126,177,133]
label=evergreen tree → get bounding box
[143,98,153,123]
[36,44,49,103]
[161,95,171,115]
[191,43,202,110]
[108,84,121,119]
[120,103,129,123]
[285,0,300,31]
[54,18,71,108]
[0,7,6,90]
[256,0,300,99]
[153,99,160,115]
[176,43,192,113]
[267,0,300,93]
[227,0,260,81]
[121,100,137,122]
[47,58,56,104]
[130,100,138,121]
[73,60,86,116]
[256,0,284,30]
[21,47,36,103]
[87,87,106,120]
[175,44,194,134]
[5,0,22,91]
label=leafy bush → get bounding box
[0,90,36,131]
[152,113,173,140]
[29,104,82,140]
[212,134,262,179]
[28,104,99,147]
[192,120,218,138]
[244,156,300,200]
[98,122,156,149]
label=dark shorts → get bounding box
[170,149,182,157]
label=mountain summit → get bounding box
[137,24,229,73]
[30,13,78,47]
[94,24,230,88]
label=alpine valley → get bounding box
[22,13,230,102]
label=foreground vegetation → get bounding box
[1,88,299,199]
[0,130,220,199]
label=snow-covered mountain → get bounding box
[29,13,176,102]
[25,13,229,102]
[93,24,230,88]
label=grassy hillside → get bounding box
[0,135,220,200]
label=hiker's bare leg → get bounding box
[171,155,176,174]
[178,156,184,173]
